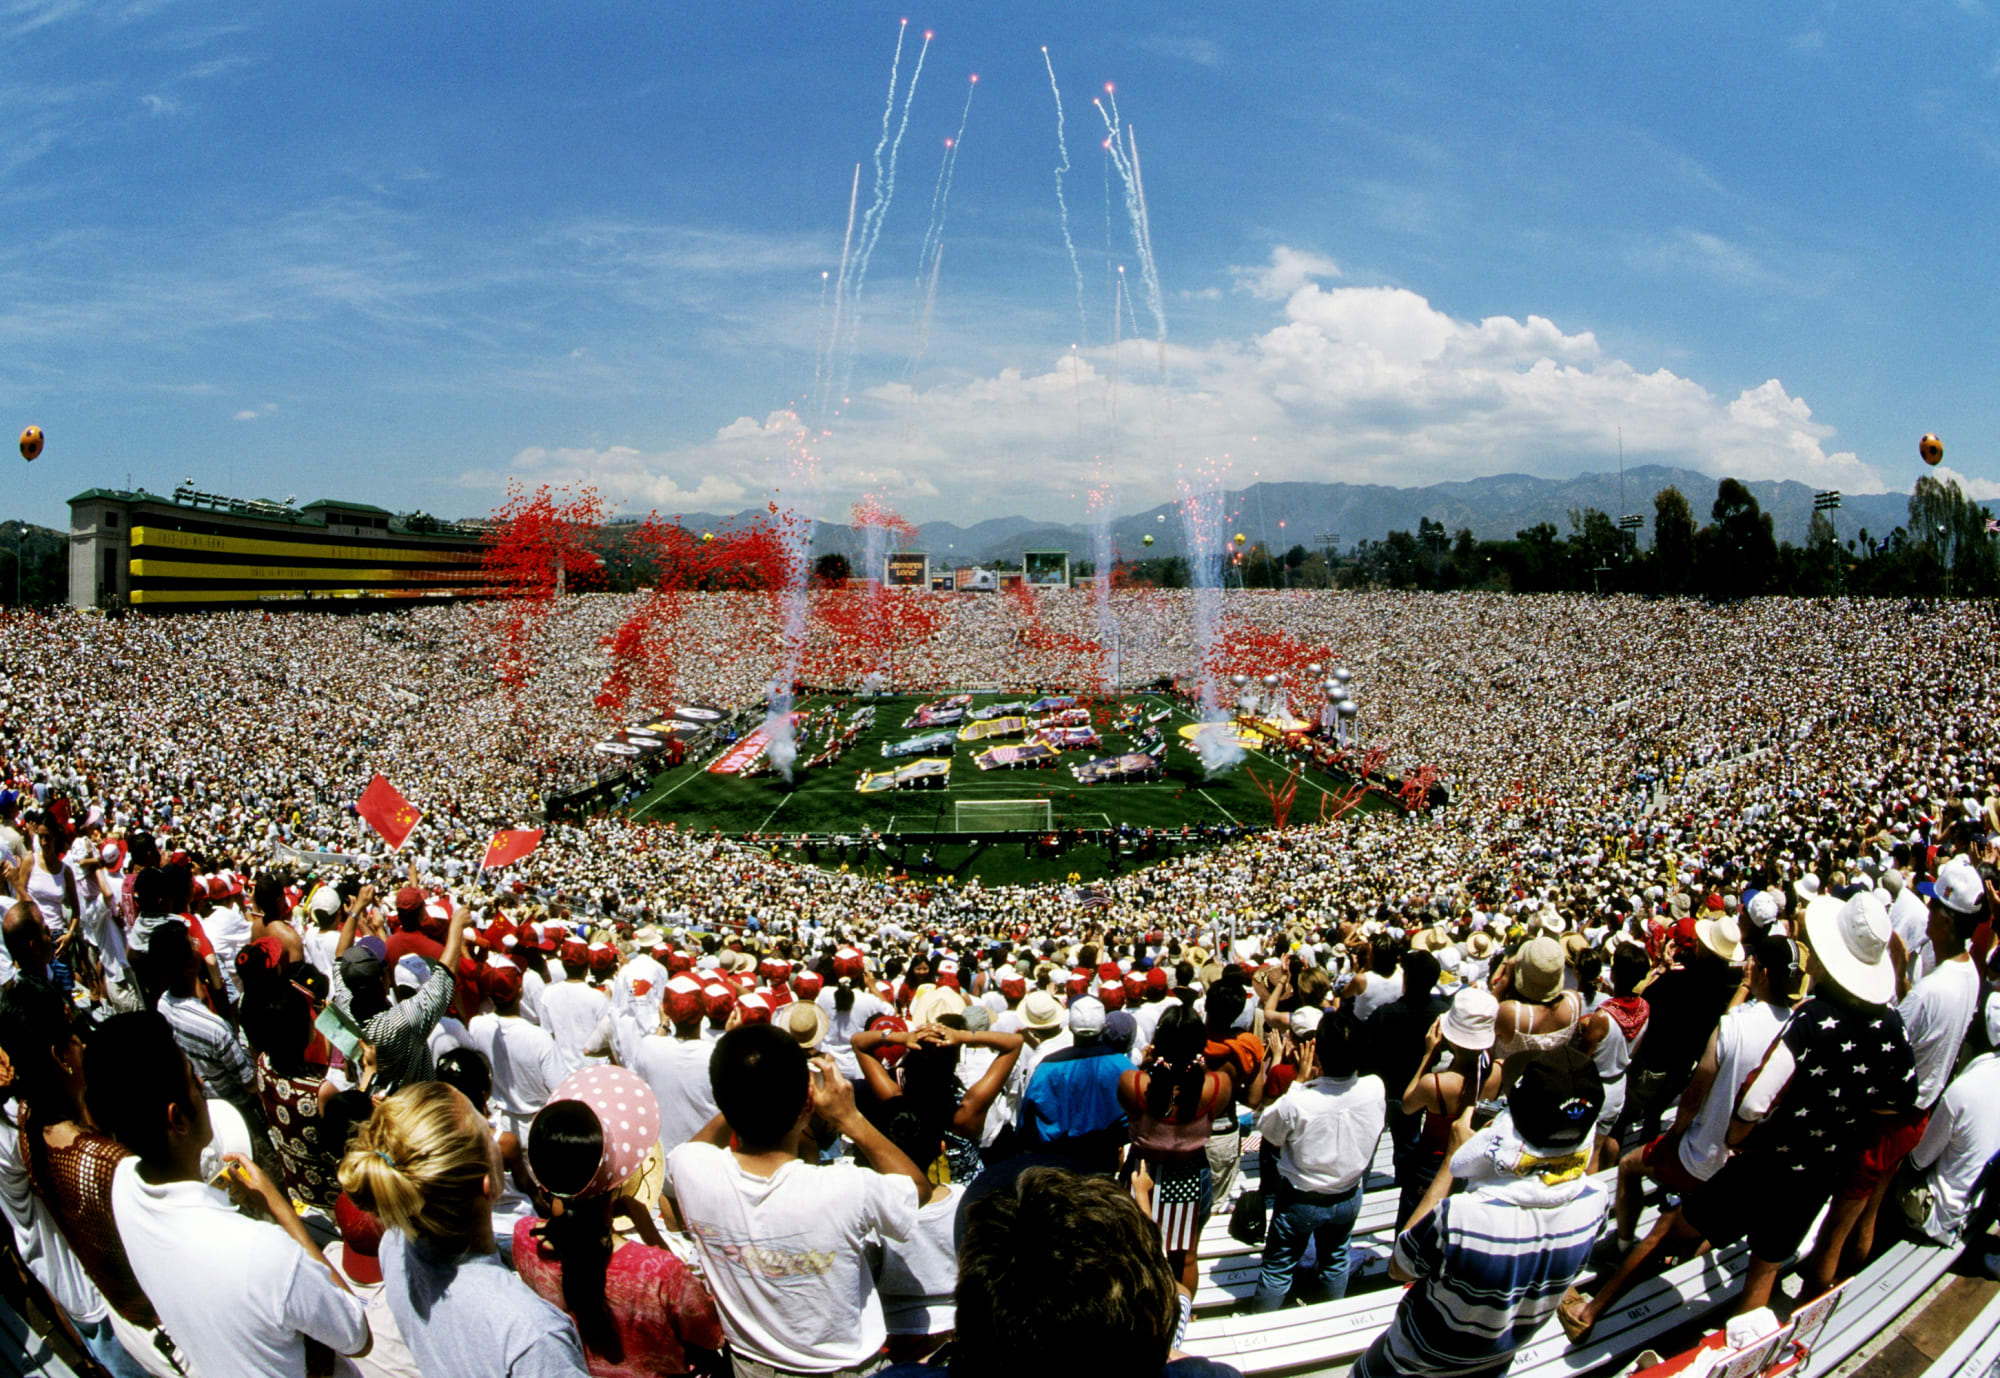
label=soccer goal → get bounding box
[953,798,1054,833]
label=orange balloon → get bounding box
[18,426,40,462]
[1920,433,1944,466]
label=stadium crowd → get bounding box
[0,587,1995,1378]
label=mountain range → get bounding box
[630,465,1929,568]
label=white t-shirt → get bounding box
[630,1032,721,1154]
[1899,956,1981,1112]
[1678,999,1788,1182]
[1911,1053,2000,1245]
[818,988,890,1082]
[664,1145,917,1371]
[538,980,610,1077]
[879,1183,964,1336]
[465,1012,567,1136]
[110,1159,368,1377]
[1258,1074,1388,1195]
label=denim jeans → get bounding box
[77,1316,150,1378]
[1250,1178,1362,1311]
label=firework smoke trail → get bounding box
[1093,94,1168,376]
[906,75,976,380]
[812,269,831,413]
[1041,46,1087,344]
[838,27,931,396]
[819,165,861,422]
[1177,465,1228,712]
[1126,124,1168,376]
[763,418,822,782]
[1087,483,1117,685]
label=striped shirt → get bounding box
[1379,1174,1610,1377]
[158,992,259,1111]
[330,961,454,1094]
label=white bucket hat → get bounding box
[1804,892,1894,1006]
[1441,987,1498,1051]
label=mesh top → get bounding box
[29,1124,158,1328]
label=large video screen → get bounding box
[884,553,930,587]
[1022,550,1070,586]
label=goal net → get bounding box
[953,798,1054,833]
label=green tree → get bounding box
[1651,486,1696,594]
[1698,478,1777,597]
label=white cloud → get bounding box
[139,92,178,116]
[1927,465,2000,502]
[232,402,276,421]
[465,245,1889,519]
[463,444,757,514]
[1231,246,1340,301]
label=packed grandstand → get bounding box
[1,585,1995,1378]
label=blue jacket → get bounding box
[1019,1041,1130,1166]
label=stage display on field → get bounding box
[958,716,1028,742]
[974,741,1060,770]
[856,757,953,793]
[1072,751,1164,785]
[968,700,1028,720]
[903,695,971,728]
[883,730,957,758]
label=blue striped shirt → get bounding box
[1379,1175,1610,1377]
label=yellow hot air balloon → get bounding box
[1142,533,1155,546]
[1920,433,1944,466]
[18,426,41,462]
[1233,532,1247,546]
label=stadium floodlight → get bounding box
[1814,490,1842,512]
[1617,514,1644,532]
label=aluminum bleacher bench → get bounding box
[1185,1193,1830,1377]
[0,1302,82,1378]
[1921,1284,2000,1378]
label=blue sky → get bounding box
[5,2,1997,529]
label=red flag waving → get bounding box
[356,775,423,851]
[481,829,542,871]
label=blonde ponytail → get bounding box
[338,1082,492,1250]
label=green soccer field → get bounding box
[622,691,1384,886]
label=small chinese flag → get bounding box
[356,775,423,851]
[481,829,543,871]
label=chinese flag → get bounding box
[356,775,423,851]
[481,829,542,871]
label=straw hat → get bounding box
[1511,936,1566,1003]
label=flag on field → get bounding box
[481,829,543,871]
[355,775,423,851]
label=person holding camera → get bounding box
[663,1024,929,1378]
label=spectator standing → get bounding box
[1252,1009,1386,1311]
[664,1024,928,1378]
[1360,1048,1608,1378]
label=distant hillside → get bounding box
[623,468,1926,567]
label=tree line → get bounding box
[1114,477,2000,599]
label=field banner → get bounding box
[975,742,1059,770]
[709,729,769,775]
[707,713,803,775]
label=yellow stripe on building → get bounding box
[128,560,487,584]
[131,526,480,566]
[129,585,489,605]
